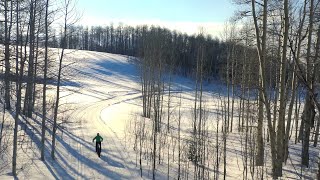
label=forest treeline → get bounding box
[39,25,227,79]
[2,23,261,83]
[127,0,320,179]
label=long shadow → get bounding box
[61,127,127,166]
[94,58,139,81]
[282,168,313,179]
[20,115,130,179]
[75,67,139,91]
[43,156,73,180]
[30,116,96,158]
[0,73,78,87]
[72,53,140,89]
[66,50,259,101]
[55,132,130,179]
[69,51,235,99]
[17,118,76,179]
[60,79,82,87]
[101,152,125,168]
[54,127,128,178]
[33,115,128,169]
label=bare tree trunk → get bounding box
[295,90,300,144]
[251,0,280,178]
[252,0,267,169]
[256,86,264,166]
[301,0,315,167]
[275,0,289,175]
[290,0,307,143]
[24,0,36,118]
[313,25,320,147]
[0,107,4,150]
[223,97,227,180]
[193,41,199,180]
[284,64,297,162]
[32,7,44,109]
[152,118,157,180]
[230,44,235,132]
[4,0,12,110]
[318,154,320,180]
[52,0,70,159]
[12,0,20,176]
[178,92,182,180]
[302,94,315,166]
[41,0,50,161]
[214,99,221,180]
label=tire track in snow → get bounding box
[92,92,142,178]
[66,103,95,179]
[63,50,142,178]
[66,91,142,179]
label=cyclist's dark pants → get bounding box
[96,142,101,152]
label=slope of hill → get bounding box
[0,50,144,179]
[0,49,319,179]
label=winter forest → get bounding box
[1,0,320,179]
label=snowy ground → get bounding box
[1,50,144,179]
[0,49,319,179]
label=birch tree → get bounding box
[41,0,50,161]
[51,0,78,159]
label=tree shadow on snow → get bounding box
[18,116,132,179]
[58,128,133,179]
[100,153,125,168]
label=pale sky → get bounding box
[76,0,237,37]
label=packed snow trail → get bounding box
[52,50,143,179]
[64,92,142,179]
[0,50,144,179]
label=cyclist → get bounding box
[93,133,103,157]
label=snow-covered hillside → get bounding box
[0,50,144,179]
[0,49,319,179]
